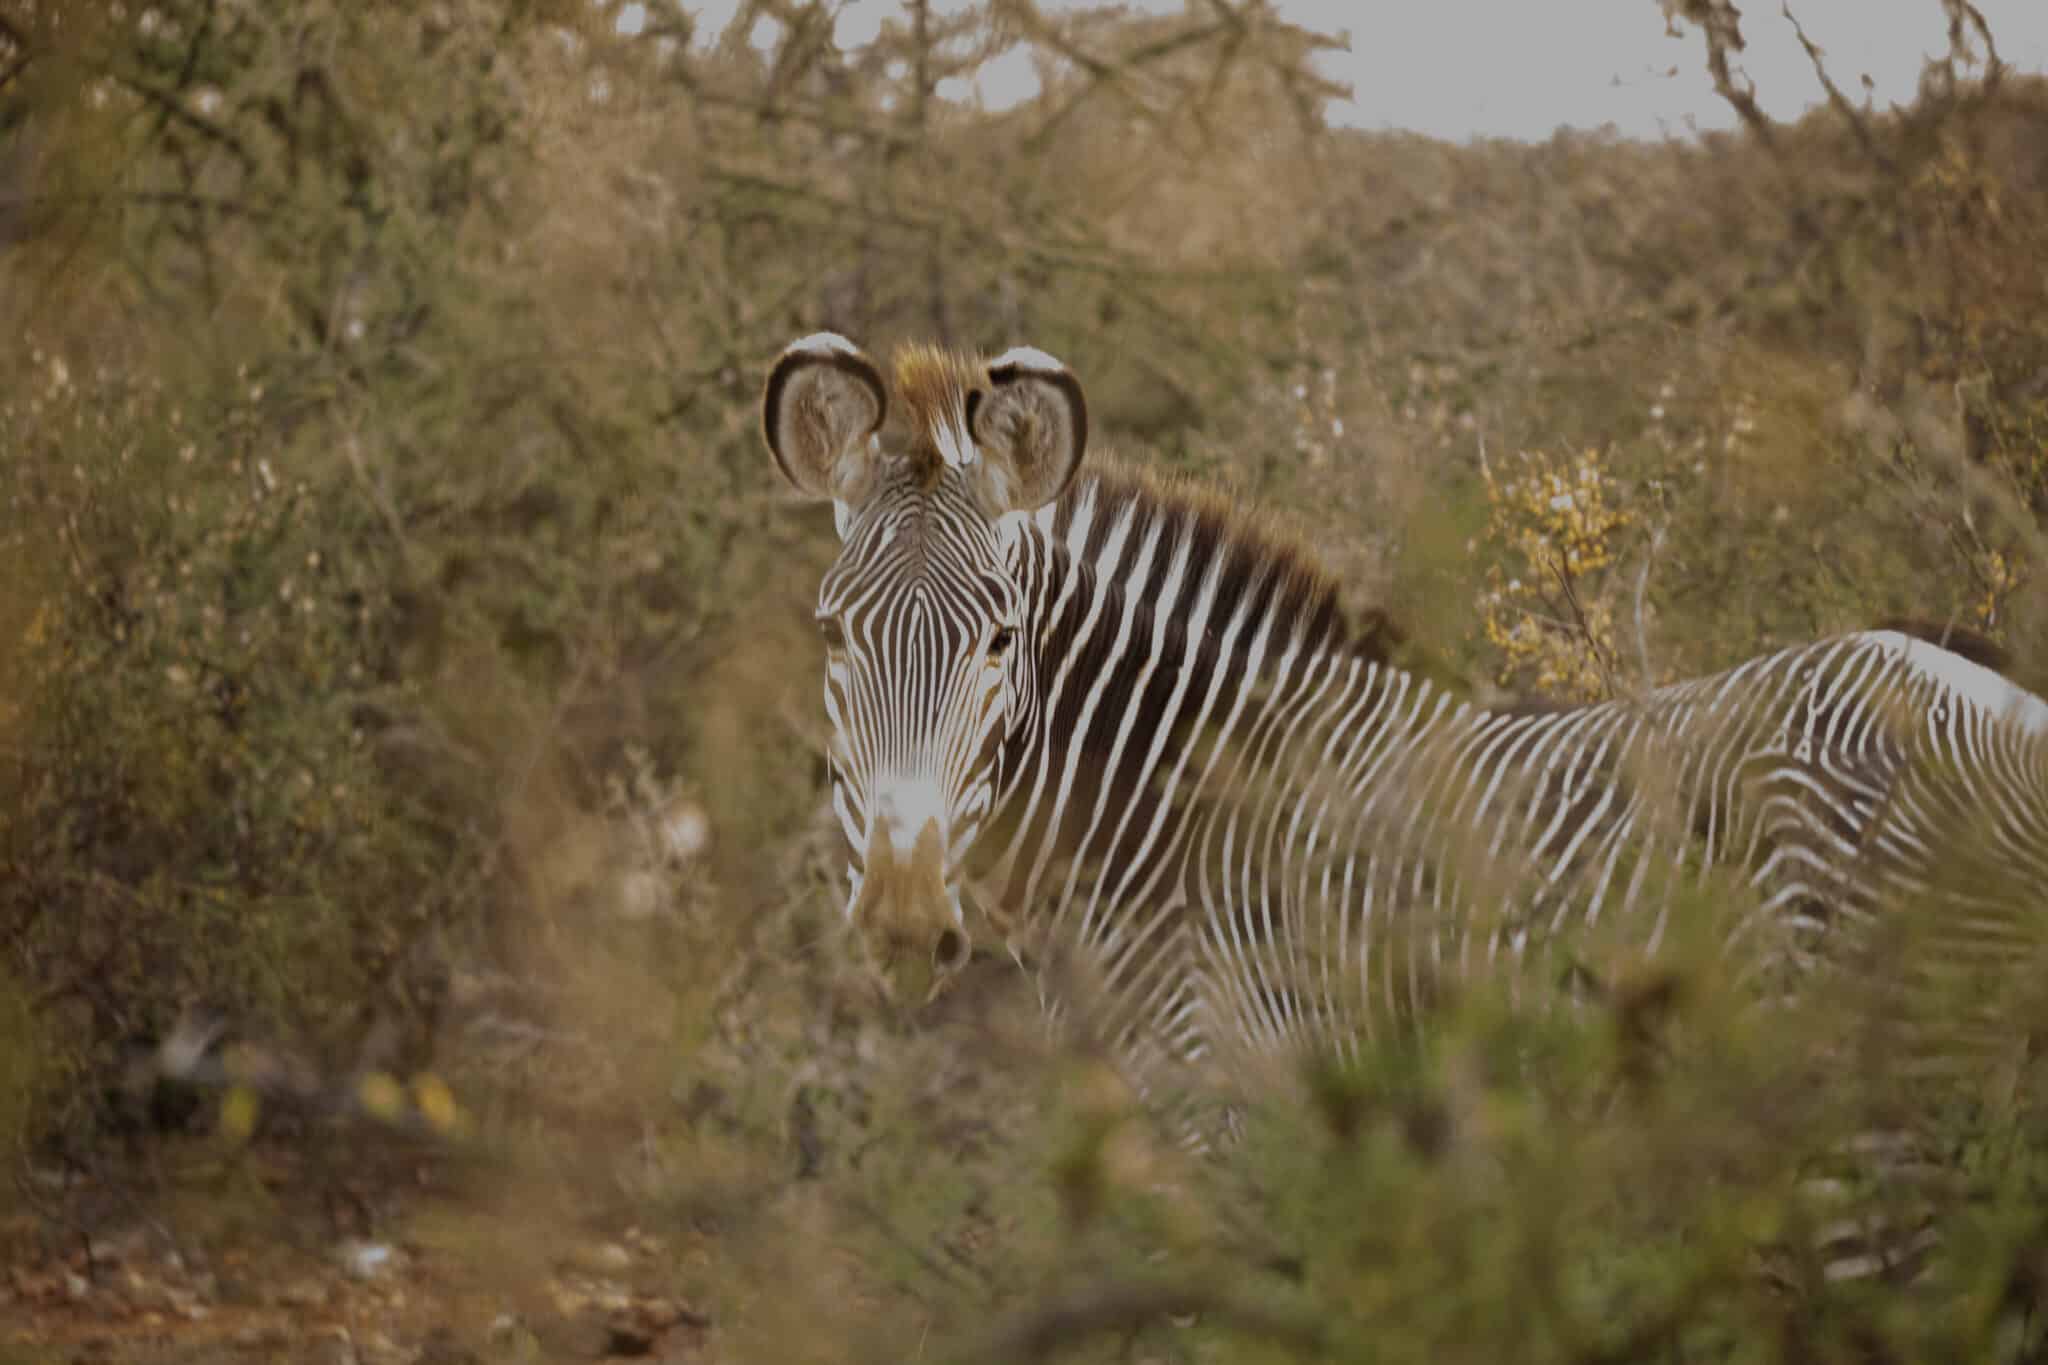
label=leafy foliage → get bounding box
[1481,445,1643,699]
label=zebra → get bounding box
[762,332,2048,1117]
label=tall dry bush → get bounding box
[0,0,1348,1148]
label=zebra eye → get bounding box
[987,625,1016,664]
[817,614,847,651]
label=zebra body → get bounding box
[988,482,2048,1084]
[762,334,2048,1098]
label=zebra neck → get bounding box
[974,485,1418,951]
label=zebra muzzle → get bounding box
[852,815,970,1005]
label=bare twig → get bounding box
[1941,0,2003,87]
[96,68,259,176]
[1781,4,1891,170]
[1632,520,1667,689]
[1667,0,1778,148]
[1547,551,1622,699]
[669,74,918,152]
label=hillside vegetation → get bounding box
[3,2,2047,1360]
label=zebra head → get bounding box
[764,332,1087,1004]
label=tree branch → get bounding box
[1781,3,1890,170]
[99,67,258,176]
[1941,0,2003,87]
[1547,551,1622,699]
[1667,0,1778,148]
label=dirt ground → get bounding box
[0,1141,716,1365]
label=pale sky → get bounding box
[1312,0,2048,141]
[648,0,2048,142]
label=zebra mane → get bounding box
[885,339,1407,669]
[890,344,979,487]
[1051,458,1406,668]
[1872,616,2013,675]
[891,343,979,418]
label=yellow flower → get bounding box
[1479,447,1638,701]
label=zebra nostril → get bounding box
[933,927,969,973]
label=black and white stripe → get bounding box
[766,335,2048,1274]
[968,469,2046,1280]
[820,474,1015,893]
[973,480,2048,1070]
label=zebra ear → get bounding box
[763,333,888,505]
[968,346,1087,514]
